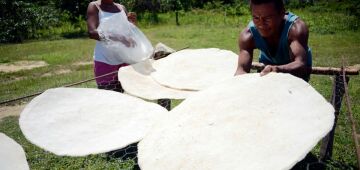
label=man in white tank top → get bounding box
[87,0,137,92]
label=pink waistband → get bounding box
[94,61,128,85]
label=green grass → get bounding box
[0,9,359,169]
[0,38,96,102]
[0,117,136,170]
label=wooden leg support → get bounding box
[319,75,349,162]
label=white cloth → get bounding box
[93,4,153,65]
[93,8,128,65]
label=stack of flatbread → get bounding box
[118,48,238,100]
[0,133,29,170]
[19,88,168,156]
[18,48,334,169]
[138,73,334,170]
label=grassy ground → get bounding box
[0,9,359,169]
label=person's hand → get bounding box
[260,65,278,76]
[108,35,136,47]
[127,12,137,25]
[120,37,136,48]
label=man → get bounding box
[234,0,312,81]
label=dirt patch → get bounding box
[349,64,360,70]
[0,61,48,73]
[3,76,27,84]
[73,61,93,66]
[41,69,72,77]
[0,104,26,121]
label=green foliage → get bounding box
[296,9,360,34]
[162,0,183,11]
[120,0,137,11]
[287,0,360,20]
[1,0,360,43]
[54,0,92,22]
[35,16,88,40]
[285,1,360,34]
[202,0,249,16]
[0,0,62,43]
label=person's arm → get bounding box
[235,28,255,76]
[125,8,137,25]
[86,2,100,41]
[260,19,310,78]
[119,4,137,25]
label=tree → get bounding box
[130,0,161,23]
[54,0,91,21]
[0,0,60,43]
[166,0,182,25]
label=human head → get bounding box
[250,0,285,13]
[250,0,285,38]
[101,0,114,4]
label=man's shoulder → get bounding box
[240,27,253,41]
[239,27,256,50]
[287,12,308,32]
[289,18,309,41]
[293,17,307,29]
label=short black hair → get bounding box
[250,0,285,12]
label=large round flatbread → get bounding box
[19,88,168,156]
[138,73,334,170]
[150,48,238,90]
[0,133,29,170]
[118,59,195,100]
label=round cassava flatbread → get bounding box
[19,88,168,156]
[150,48,238,91]
[118,59,195,100]
[138,73,334,170]
[0,133,29,170]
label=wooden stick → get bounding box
[251,62,359,75]
[0,70,118,105]
[342,66,360,168]
[319,74,346,161]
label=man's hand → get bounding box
[260,65,278,76]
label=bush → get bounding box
[0,0,61,43]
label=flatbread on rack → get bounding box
[0,133,29,170]
[118,59,195,100]
[19,88,168,156]
[138,73,334,170]
[150,48,238,91]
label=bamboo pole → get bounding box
[1,62,359,105]
[319,74,347,161]
[0,70,118,105]
[251,62,359,75]
[342,66,360,168]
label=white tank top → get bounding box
[93,4,128,65]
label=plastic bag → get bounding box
[97,12,154,64]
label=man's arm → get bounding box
[260,19,310,78]
[235,28,255,76]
